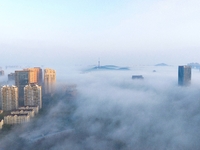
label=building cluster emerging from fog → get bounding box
[131,65,192,87]
[0,67,56,127]
[0,64,193,130]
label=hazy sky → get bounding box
[1,0,200,66]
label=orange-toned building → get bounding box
[44,68,56,95]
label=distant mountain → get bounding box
[187,62,200,69]
[155,63,168,66]
[85,65,130,72]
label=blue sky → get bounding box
[1,0,200,66]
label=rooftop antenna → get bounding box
[98,58,100,69]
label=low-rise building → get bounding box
[4,114,30,124]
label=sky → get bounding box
[1,0,200,66]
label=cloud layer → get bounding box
[1,66,200,150]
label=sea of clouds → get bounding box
[1,65,200,150]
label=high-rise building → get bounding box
[178,65,191,86]
[24,68,37,83]
[15,70,30,105]
[1,85,18,111]
[23,68,39,84]
[34,67,43,85]
[44,68,56,94]
[8,73,15,81]
[24,84,42,109]
[15,69,40,105]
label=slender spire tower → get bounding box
[98,58,100,69]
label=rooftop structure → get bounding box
[11,109,35,117]
[18,106,39,114]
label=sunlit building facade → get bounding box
[0,119,3,129]
[4,114,30,124]
[1,85,18,111]
[44,68,56,94]
[34,67,43,85]
[24,84,42,109]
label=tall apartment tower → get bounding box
[15,70,29,106]
[178,65,191,86]
[44,68,56,94]
[24,84,42,109]
[34,67,43,85]
[1,85,18,111]
[15,68,42,106]
[25,68,43,85]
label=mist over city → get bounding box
[1,0,200,149]
[0,65,199,150]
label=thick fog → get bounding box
[1,66,200,150]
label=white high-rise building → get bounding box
[44,68,56,94]
[1,85,18,111]
[24,84,42,109]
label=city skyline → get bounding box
[0,64,200,149]
[1,0,200,149]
